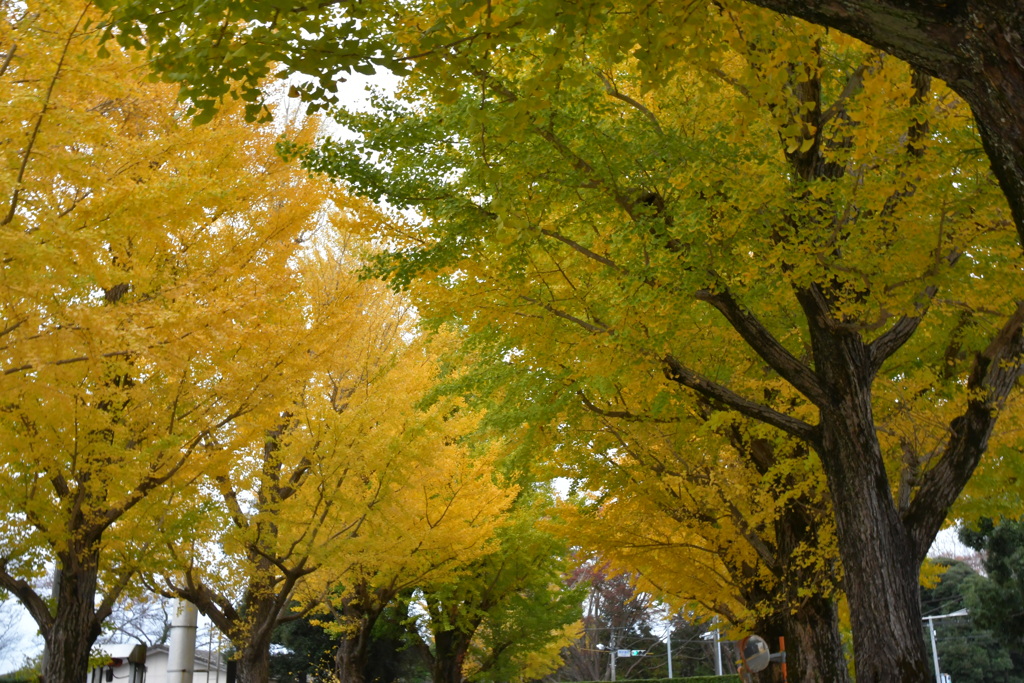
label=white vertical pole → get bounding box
[167,600,199,683]
[928,618,941,683]
[714,628,723,676]
[610,629,617,682]
[666,625,673,679]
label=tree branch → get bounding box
[903,300,1024,561]
[739,1,962,81]
[0,43,15,79]
[577,390,681,423]
[696,288,826,405]
[594,70,665,135]
[0,564,53,634]
[662,353,819,442]
[867,287,938,373]
[519,296,611,334]
[2,6,90,226]
[539,228,622,270]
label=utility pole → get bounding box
[167,600,199,683]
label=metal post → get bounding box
[923,608,967,683]
[714,628,723,676]
[666,625,673,679]
[610,629,617,683]
[928,619,940,683]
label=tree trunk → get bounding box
[42,553,103,683]
[775,509,850,683]
[808,324,929,682]
[431,628,471,683]
[782,596,849,683]
[737,439,850,683]
[335,638,366,683]
[235,643,272,683]
[334,603,384,683]
[745,585,847,683]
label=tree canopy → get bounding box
[289,6,1020,679]
[0,1,437,679]
[8,0,1024,680]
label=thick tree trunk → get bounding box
[807,324,929,682]
[42,554,103,683]
[962,67,1024,247]
[783,596,849,683]
[229,589,280,683]
[235,644,272,683]
[735,438,849,683]
[431,629,471,683]
[774,509,850,683]
[335,638,366,683]
[819,416,927,682]
[334,603,383,683]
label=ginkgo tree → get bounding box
[0,1,358,680]
[156,300,518,683]
[560,413,845,682]
[411,489,585,683]
[317,399,517,683]
[84,0,1024,678]
[289,7,1021,682]
[427,322,847,683]
[96,0,1024,270]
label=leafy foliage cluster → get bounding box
[0,2,584,682]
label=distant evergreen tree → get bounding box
[270,614,337,682]
[960,518,1024,674]
[921,559,1021,683]
[270,598,431,683]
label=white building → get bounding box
[88,644,227,683]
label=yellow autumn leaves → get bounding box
[0,1,522,678]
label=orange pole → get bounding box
[779,636,788,683]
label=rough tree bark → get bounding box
[801,319,930,681]
[773,505,849,683]
[41,551,106,683]
[666,281,1024,682]
[332,591,387,683]
[430,628,474,683]
[729,437,850,683]
[235,641,272,683]
[0,533,123,683]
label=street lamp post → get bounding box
[923,608,968,683]
[665,626,673,679]
[699,621,724,676]
[595,639,617,682]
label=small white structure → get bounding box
[88,644,227,683]
[166,601,200,683]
